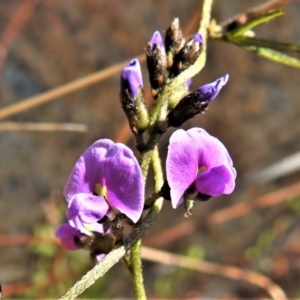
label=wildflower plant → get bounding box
[56,1,300,299]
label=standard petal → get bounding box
[166,129,199,208]
[63,139,116,201]
[67,193,109,224]
[104,143,144,223]
[186,128,235,174]
[55,223,81,250]
[194,165,235,196]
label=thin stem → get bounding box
[174,0,213,83]
[151,146,164,192]
[198,0,214,39]
[139,150,152,181]
[129,239,146,300]
[128,146,165,300]
[59,194,163,300]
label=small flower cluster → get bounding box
[56,140,144,261]
[56,19,236,261]
[120,18,229,131]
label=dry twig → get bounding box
[145,182,300,247]
[141,246,287,300]
[0,122,88,132]
[0,55,144,121]
[220,0,290,31]
[0,0,40,73]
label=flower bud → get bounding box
[171,33,203,77]
[146,31,167,98]
[167,74,229,127]
[120,59,143,99]
[120,59,149,133]
[164,18,185,69]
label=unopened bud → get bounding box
[146,31,167,98]
[120,59,149,133]
[165,18,185,69]
[171,33,203,77]
[167,74,229,127]
[120,59,143,99]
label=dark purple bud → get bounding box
[171,33,204,76]
[146,31,167,97]
[165,18,185,69]
[167,74,229,127]
[120,59,143,99]
[165,18,185,55]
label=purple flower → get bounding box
[166,128,236,208]
[55,222,113,262]
[64,139,144,230]
[120,59,143,99]
[55,222,83,250]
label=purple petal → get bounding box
[67,193,109,224]
[194,165,235,196]
[196,74,229,104]
[120,59,143,99]
[69,215,105,235]
[166,128,236,206]
[149,31,164,49]
[64,139,116,201]
[55,223,81,250]
[63,139,144,223]
[166,129,199,208]
[186,128,236,177]
[104,142,144,223]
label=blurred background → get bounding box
[0,0,300,298]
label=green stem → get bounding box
[151,146,164,192]
[129,147,163,299]
[129,239,147,300]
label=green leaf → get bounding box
[228,8,285,38]
[231,36,300,53]
[243,46,300,68]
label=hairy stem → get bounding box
[129,239,147,300]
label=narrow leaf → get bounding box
[243,46,300,68]
[228,8,285,38]
[232,36,300,53]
